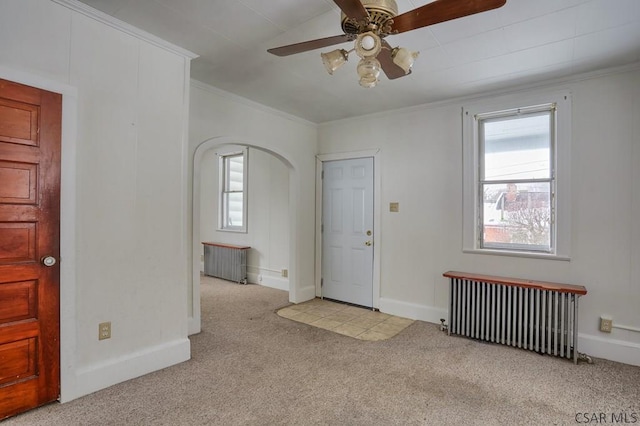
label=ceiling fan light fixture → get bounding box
[392,47,420,74]
[357,57,381,88]
[355,31,382,58]
[321,49,349,75]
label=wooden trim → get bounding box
[201,242,250,250]
[442,271,587,295]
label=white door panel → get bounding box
[322,158,374,307]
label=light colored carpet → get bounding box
[6,276,640,425]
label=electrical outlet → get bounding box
[389,202,399,212]
[99,322,111,340]
[282,269,288,278]
[599,316,612,333]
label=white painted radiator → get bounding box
[443,271,587,364]
[203,242,250,284]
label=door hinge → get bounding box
[321,224,324,233]
[321,278,324,287]
[321,170,324,179]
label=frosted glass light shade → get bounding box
[361,35,376,51]
[392,47,419,74]
[355,31,382,59]
[357,57,381,88]
[321,49,349,75]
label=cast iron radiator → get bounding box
[203,242,250,284]
[443,271,587,364]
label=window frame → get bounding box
[218,147,248,233]
[462,90,572,260]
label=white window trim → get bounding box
[462,90,572,260]
[217,147,248,233]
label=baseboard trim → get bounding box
[379,297,448,324]
[248,272,289,292]
[64,338,191,402]
[292,285,316,304]
[578,333,640,367]
[380,297,640,367]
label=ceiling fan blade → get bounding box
[268,34,354,57]
[333,0,369,21]
[389,0,506,34]
[378,40,410,80]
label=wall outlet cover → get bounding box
[599,317,612,333]
[99,322,111,340]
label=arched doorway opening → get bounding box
[190,137,300,334]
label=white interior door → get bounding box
[322,157,374,307]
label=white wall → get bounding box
[318,66,640,366]
[0,0,193,401]
[188,80,317,332]
[199,146,290,291]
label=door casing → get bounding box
[315,150,381,309]
[0,78,61,419]
[0,66,78,403]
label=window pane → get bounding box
[482,113,550,181]
[227,156,244,191]
[482,182,551,250]
[223,192,243,227]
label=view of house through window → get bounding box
[220,150,247,231]
[479,106,554,252]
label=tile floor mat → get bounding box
[277,298,414,341]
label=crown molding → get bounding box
[190,79,317,129]
[319,60,640,127]
[51,0,198,59]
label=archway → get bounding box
[190,137,302,334]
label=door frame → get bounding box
[0,66,78,402]
[315,150,381,309]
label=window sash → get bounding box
[477,105,556,253]
[219,150,247,231]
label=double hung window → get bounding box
[463,91,571,259]
[478,106,554,252]
[219,149,247,232]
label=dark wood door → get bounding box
[0,78,61,419]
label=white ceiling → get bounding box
[76,0,640,123]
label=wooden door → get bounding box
[321,158,374,307]
[0,78,61,419]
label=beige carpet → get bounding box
[6,276,640,425]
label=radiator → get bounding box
[443,271,587,364]
[203,242,250,284]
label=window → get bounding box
[463,91,571,259]
[479,106,554,252]
[219,148,247,232]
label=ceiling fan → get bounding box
[268,0,507,88]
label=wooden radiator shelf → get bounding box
[443,271,587,295]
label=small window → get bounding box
[462,91,571,259]
[219,148,247,232]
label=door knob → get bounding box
[365,241,372,246]
[42,256,57,267]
